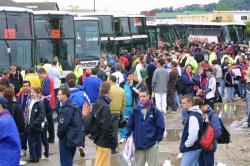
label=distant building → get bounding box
[176,11,250,23]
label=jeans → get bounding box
[181,150,201,166]
[182,109,188,125]
[227,87,235,100]
[119,106,133,139]
[175,91,181,107]
[168,92,178,111]
[240,82,247,98]
[220,79,225,98]
[246,83,250,125]
[59,139,76,166]
[27,130,41,160]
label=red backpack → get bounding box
[199,121,215,151]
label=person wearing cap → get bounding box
[0,96,21,166]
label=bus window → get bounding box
[228,25,238,42]
[114,17,130,36]
[130,17,146,35]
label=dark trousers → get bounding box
[205,97,215,110]
[199,150,214,166]
[21,132,27,150]
[46,114,55,142]
[41,125,49,157]
[59,139,76,166]
[111,113,120,150]
[27,130,41,160]
[168,91,178,111]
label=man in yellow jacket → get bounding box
[24,69,41,88]
[108,75,125,154]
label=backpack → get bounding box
[175,78,185,94]
[70,88,89,111]
[84,106,103,138]
[217,118,230,144]
[199,121,215,151]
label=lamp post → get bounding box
[94,0,96,12]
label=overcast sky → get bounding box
[14,0,220,13]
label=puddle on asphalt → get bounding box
[215,104,246,126]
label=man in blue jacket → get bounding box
[0,97,21,166]
[126,87,165,166]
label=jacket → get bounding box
[92,96,117,149]
[25,99,46,133]
[57,99,83,147]
[6,102,25,134]
[152,67,169,93]
[168,68,179,93]
[126,104,165,150]
[24,73,41,88]
[108,83,125,113]
[9,71,23,94]
[69,88,90,110]
[205,107,222,140]
[181,71,200,95]
[41,76,56,110]
[179,106,203,153]
[224,71,235,87]
[82,75,102,103]
[0,110,21,166]
[246,65,250,83]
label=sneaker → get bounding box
[20,160,27,165]
[40,155,49,160]
[79,147,85,158]
[119,138,126,144]
[21,150,26,157]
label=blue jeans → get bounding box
[119,106,133,138]
[220,79,225,98]
[175,91,181,107]
[246,83,250,125]
[182,109,188,125]
[59,139,76,166]
[27,130,41,160]
[181,150,201,166]
[240,82,247,98]
[227,87,235,100]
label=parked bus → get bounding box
[78,13,115,53]
[0,7,34,70]
[129,15,148,51]
[34,11,75,70]
[113,14,132,53]
[74,16,100,68]
[146,21,158,48]
[157,21,247,45]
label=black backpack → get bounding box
[175,78,185,94]
[217,118,230,144]
[84,106,102,138]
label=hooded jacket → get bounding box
[180,106,203,153]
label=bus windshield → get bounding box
[34,15,74,39]
[114,17,130,36]
[34,14,75,70]
[0,11,33,70]
[129,17,146,35]
[94,15,113,36]
[75,20,100,60]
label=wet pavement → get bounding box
[22,101,250,166]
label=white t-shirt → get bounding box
[205,76,216,99]
[112,71,125,85]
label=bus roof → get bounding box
[77,12,114,17]
[74,16,99,21]
[0,7,33,13]
[34,10,73,16]
[156,20,245,26]
[113,14,129,18]
[127,15,146,18]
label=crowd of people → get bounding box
[0,41,249,166]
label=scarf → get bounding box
[138,99,154,110]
